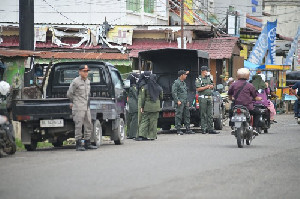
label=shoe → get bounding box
[273,120,277,123]
[76,140,85,151]
[208,130,220,134]
[177,130,184,135]
[231,130,235,135]
[84,140,97,150]
[185,127,195,134]
[253,130,259,136]
[136,137,148,141]
[201,129,207,134]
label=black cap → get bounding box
[79,65,90,71]
[201,66,209,71]
[178,70,189,76]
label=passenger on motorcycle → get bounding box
[228,68,262,135]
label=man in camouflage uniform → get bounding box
[172,70,195,135]
[195,66,219,134]
[67,65,97,151]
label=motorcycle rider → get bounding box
[228,68,262,135]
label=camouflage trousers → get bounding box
[175,102,190,130]
[199,98,213,131]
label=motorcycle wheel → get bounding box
[246,140,250,145]
[236,127,244,148]
[6,142,16,155]
[264,129,268,133]
[257,127,262,134]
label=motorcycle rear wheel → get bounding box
[236,127,244,148]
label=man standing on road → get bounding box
[67,65,97,151]
[195,66,219,134]
[172,70,195,135]
[291,80,300,118]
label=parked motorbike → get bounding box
[254,104,271,133]
[231,105,255,148]
[0,81,16,157]
[0,122,16,157]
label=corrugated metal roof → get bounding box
[0,48,40,57]
[128,37,240,59]
[38,51,129,60]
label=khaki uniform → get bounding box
[172,78,190,130]
[195,75,213,131]
[138,87,162,139]
[67,76,92,140]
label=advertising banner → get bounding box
[284,26,300,65]
[248,25,268,65]
[266,20,277,64]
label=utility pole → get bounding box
[180,0,184,49]
[19,0,34,87]
[19,0,34,50]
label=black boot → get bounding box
[185,127,195,134]
[84,140,98,150]
[177,129,184,135]
[208,130,220,134]
[76,140,85,151]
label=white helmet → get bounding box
[0,81,11,96]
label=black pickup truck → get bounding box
[12,61,126,151]
[138,48,223,131]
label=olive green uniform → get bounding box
[138,87,162,139]
[67,76,92,141]
[172,78,190,130]
[127,86,138,138]
[195,75,213,132]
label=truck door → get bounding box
[110,70,125,115]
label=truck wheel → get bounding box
[92,119,102,147]
[25,140,37,151]
[52,141,63,147]
[161,124,171,131]
[214,115,223,130]
[113,118,125,145]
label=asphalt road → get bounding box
[0,114,300,199]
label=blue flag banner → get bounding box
[284,26,300,65]
[266,20,277,65]
[248,25,268,65]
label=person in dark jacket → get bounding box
[127,73,139,139]
[137,73,163,141]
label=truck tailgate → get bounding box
[12,98,72,121]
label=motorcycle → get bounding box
[0,122,16,157]
[231,105,255,148]
[254,104,271,133]
[0,81,16,157]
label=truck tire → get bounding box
[25,140,37,151]
[52,141,63,147]
[214,115,223,130]
[161,124,171,131]
[113,118,125,145]
[92,119,102,147]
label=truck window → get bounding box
[59,68,104,84]
[111,70,123,89]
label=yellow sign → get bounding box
[240,44,248,60]
[264,65,290,70]
[184,0,194,25]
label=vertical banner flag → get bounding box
[248,25,268,65]
[266,20,277,64]
[284,26,300,65]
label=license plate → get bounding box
[40,119,64,127]
[163,112,175,118]
[231,116,246,122]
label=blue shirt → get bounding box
[292,81,300,96]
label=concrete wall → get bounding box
[263,1,300,38]
[0,0,168,25]
[212,0,263,28]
